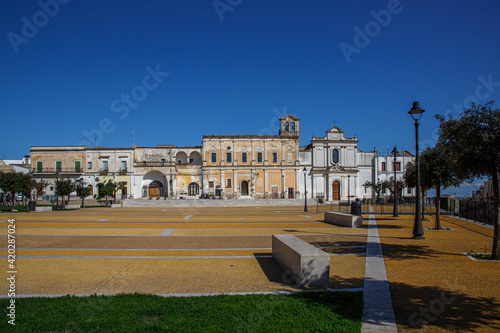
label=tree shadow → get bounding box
[388,280,500,331]
[378,242,441,261]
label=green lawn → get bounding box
[0,205,29,213]
[0,292,363,332]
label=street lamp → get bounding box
[409,101,425,239]
[392,146,399,217]
[55,171,59,211]
[303,167,308,212]
[348,175,351,205]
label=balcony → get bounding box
[32,168,83,174]
[134,161,174,168]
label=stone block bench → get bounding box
[272,234,330,288]
[324,211,363,228]
[34,206,52,212]
[64,204,80,210]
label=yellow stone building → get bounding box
[202,115,301,199]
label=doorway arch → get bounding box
[332,180,340,201]
[149,180,163,198]
[241,181,249,196]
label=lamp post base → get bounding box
[411,236,425,239]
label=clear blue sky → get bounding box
[2,0,500,194]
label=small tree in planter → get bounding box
[75,182,92,208]
[55,179,74,210]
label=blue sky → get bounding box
[2,0,500,195]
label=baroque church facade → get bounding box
[30,114,415,202]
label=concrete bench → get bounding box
[324,211,363,228]
[64,204,80,210]
[34,206,52,212]
[111,204,122,208]
[272,234,330,288]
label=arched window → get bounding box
[188,182,200,196]
[291,122,296,132]
[285,122,289,132]
[332,149,339,164]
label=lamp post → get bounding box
[392,146,399,217]
[347,175,351,205]
[303,167,308,212]
[409,101,425,239]
[55,171,59,211]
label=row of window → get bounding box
[35,160,128,172]
[381,162,401,172]
[211,152,280,163]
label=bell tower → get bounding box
[279,114,300,137]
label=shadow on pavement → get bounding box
[388,281,500,331]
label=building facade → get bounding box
[29,114,414,201]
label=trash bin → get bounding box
[28,201,36,212]
[350,201,362,216]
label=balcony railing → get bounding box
[134,161,174,167]
[32,168,83,174]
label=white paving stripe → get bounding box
[0,288,364,299]
[361,209,397,333]
[158,229,175,236]
[1,253,363,259]
[184,215,194,219]
[98,219,108,221]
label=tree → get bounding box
[0,172,19,209]
[382,179,406,203]
[436,101,500,259]
[419,145,461,229]
[18,173,37,204]
[363,180,387,203]
[55,179,74,210]
[34,179,49,204]
[75,182,92,208]
[103,180,124,204]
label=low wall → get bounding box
[324,211,363,228]
[34,206,52,212]
[272,234,330,288]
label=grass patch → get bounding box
[0,205,28,213]
[0,292,362,332]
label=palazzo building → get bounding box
[29,114,414,201]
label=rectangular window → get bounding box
[55,161,62,172]
[74,161,81,172]
[242,152,247,163]
[102,160,108,172]
[273,152,278,163]
[227,178,232,188]
[189,158,194,164]
[211,153,217,163]
[227,152,232,163]
[161,158,166,163]
[121,161,127,172]
[408,187,412,194]
[381,162,386,172]
[393,162,401,171]
[209,181,214,188]
[257,152,263,162]
[36,161,43,173]
[87,162,92,170]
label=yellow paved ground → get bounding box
[0,206,366,297]
[1,205,498,332]
[376,214,500,333]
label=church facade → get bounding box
[30,114,414,202]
